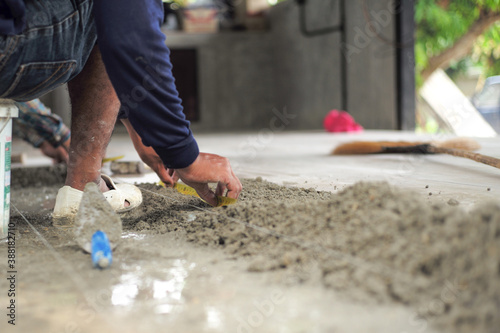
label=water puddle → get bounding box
[121,232,147,240]
[110,235,193,317]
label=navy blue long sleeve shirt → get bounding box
[0,0,199,169]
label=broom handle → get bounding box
[429,146,500,170]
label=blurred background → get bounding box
[35,0,500,136]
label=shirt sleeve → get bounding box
[92,0,199,169]
[0,0,26,35]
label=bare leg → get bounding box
[66,45,120,192]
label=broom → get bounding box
[332,138,500,170]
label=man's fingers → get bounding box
[225,171,242,199]
[175,152,242,205]
[162,178,175,187]
[157,167,175,187]
[215,182,226,197]
[191,183,218,207]
[170,170,180,183]
[58,147,69,164]
[161,175,175,187]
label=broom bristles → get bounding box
[431,138,481,151]
[331,138,480,155]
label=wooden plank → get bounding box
[419,69,497,137]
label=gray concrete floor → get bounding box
[4,130,499,332]
[14,130,498,209]
[105,130,498,208]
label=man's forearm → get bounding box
[92,0,199,169]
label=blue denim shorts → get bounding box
[0,0,96,102]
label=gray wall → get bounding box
[269,0,343,130]
[164,33,275,132]
[45,0,399,132]
[268,0,397,130]
[170,0,398,131]
[344,0,398,129]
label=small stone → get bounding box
[157,224,168,234]
[425,185,429,189]
[255,176,263,182]
[447,198,459,206]
[136,221,151,231]
[429,192,432,196]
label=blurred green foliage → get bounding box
[472,21,500,77]
[415,0,500,86]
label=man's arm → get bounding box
[92,0,197,169]
[121,118,241,206]
[14,99,70,163]
[93,1,241,204]
[121,118,177,186]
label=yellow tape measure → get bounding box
[102,155,125,163]
[159,181,237,207]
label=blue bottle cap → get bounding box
[91,230,113,269]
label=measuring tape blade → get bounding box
[102,155,125,163]
[158,181,237,207]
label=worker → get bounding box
[0,0,242,225]
[14,98,71,164]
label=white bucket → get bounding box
[0,100,18,240]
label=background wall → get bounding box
[179,0,398,131]
[269,0,343,130]
[43,0,400,132]
[344,0,398,129]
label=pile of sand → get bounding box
[124,179,500,333]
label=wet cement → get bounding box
[122,180,500,333]
[4,165,500,333]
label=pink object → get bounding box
[323,110,363,133]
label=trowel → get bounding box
[74,182,122,268]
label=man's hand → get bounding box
[121,119,177,186]
[136,144,178,187]
[39,140,70,164]
[175,153,242,207]
[121,119,241,206]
